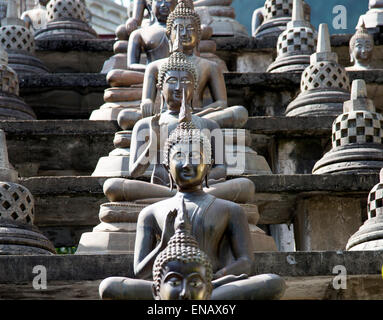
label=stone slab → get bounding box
[0,275,382,300]
[14,173,380,247]
[0,251,381,284]
[14,70,383,119]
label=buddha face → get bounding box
[170,17,199,52]
[169,142,209,190]
[162,70,194,110]
[152,0,177,23]
[352,38,373,63]
[156,260,211,300]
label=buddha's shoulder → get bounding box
[193,55,219,70]
[211,197,245,214]
[139,198,176,217]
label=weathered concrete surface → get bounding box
[0,275,382,300]
[282,275,383,300]
[35,39,114,73]
[16,173,380,247]
[214,34,365,73]
[19,74,107,119]
[225,71,383,116]
[0,118,333,176]
[0,120,118,176]
[15,70,383,119]
[0,250,381,282]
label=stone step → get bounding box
[18,70,383,119]
[215,34,355,72]
[35,39,114,73]
[19,173,378,249]
[0,117,333,176]
[32,35,355,73]
[0,251,381,299]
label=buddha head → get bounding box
[349,24,374,68]
[149,0,177,24]
[152,214,213,300]
[157,52,198,111]
[166,1,201,53]
[163,116,212,191]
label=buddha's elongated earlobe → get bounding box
[169,172,174,191]
[160,92,166,113]
[350,53,354,64]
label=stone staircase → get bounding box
[2,35,383,299]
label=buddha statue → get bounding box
[127,0,178,72]
[152,204,213,300]
[98,119,286,300]
[118,1,248,129]
[21,0,49,33]
[103,52,255,204]
[346,23,375,71]
[80,52,273,255]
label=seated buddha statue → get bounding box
[104,52,254,204]
[127,0,178,72]
[346,23,375,71]
[151,206,214,300]
[118,1,248,130]
[99,118,286,300]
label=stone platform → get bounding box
[0,117,333,177]
[17,70,383,119]
[0,251,381,300]
[19,173,378,251]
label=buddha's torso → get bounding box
[153,192,234,271]
[141,24,169,63]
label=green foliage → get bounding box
[55,247,77,254]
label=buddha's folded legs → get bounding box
[99,274,286,300]
[99,277,154,300]
[103,177,255,203]
[211,274,286,300]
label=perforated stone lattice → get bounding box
[0,182,34,225]
[368,183,383,218]
[277,27,316,56]
[0,25,34,53]
[0,65,19,95]
[301,62,350,92]
[264,0,293,21]
[47,0,86,22]
[332,111,383,148]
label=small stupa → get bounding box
[267,0,316,73]
[285,23,350,117]
[346,167,383,251]
[0,129,55,255]
[252,0,311,39]
[0,0,48,75]
[34,0,97,40]
[0,44,36,119]
[313,79,383,175]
